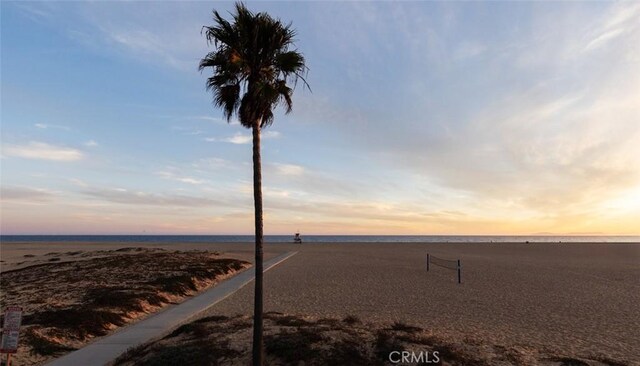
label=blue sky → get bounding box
[1,1,639,235]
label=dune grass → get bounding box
[113,312,629,366]
[0,248,249,363]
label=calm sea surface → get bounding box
[1,235,638,243]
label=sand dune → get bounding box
[0,247,250,366]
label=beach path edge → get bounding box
[45,251,299,366]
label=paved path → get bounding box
[46,251,298,366]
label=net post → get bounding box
[457,259,461,284]
[427,254,430,271]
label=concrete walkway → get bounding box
[46,251,298,366]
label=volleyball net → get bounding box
[426,254,462,284]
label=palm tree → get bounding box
[199,3,308,365]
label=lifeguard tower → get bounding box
[293,232,302,244]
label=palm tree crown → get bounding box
[199,2,308,128]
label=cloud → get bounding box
[110,29,160,53]
[156,170,206,185]
[273,163,304,176]
[205,130,281,144]
[583,3,640,53]
[224,133,252,145]
[509,2,640,68]
[5,2,638,235]
[83,188,221,207]
[266,198,422,223]
[192,157,231,170]
[583,28,625,53]
[60,2,210,71]
[264,162,361,198]
[192,116,223,123]
[0,187,56,203]
[68,178,88,187]
[12,2,55,23]
[299,1,640,224]
[2,142,83,161]
[169,115,240,137]
[170,126,204,136]
[84,140,99,147]
[34,123,70,131]
[101,26,190,70]
[190,115,237,124]
[163,115,240,126]
[263,131,281,139]
[259,192,515,235]
[375,78,640,217]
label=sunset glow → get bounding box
[1,2,639,235]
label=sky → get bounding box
[1,1,639,235]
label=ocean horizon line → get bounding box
[1,234,638,243]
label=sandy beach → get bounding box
[192,242,639,364]
[2,241,639,365]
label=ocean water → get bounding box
[1,235,638,243]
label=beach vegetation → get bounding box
[266,312,314,327]
[164,322,210,340]
[0,249,249,361]
[23,329,77,356]
[264,328,324,363]
[390,321,423,333]
[342,315,362,325]
[113,313,630,366]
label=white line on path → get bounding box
[46,251,299,366]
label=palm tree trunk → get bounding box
[251,120,264,366]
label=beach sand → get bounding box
[199,242,640,364]
[0,241,279,272]
[2,241,638,364]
